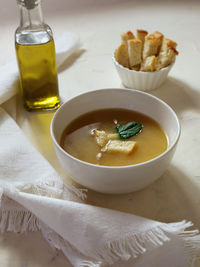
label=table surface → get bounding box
[1,0,200,266]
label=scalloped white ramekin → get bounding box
[112,56,174,91]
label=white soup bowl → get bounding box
[50,88,180,194]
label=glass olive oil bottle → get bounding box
[15,0,60,111]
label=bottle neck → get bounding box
[18,1,44,29]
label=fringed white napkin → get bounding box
[0,32,200,267]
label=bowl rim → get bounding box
[50,88,181,169]
[112,54,175,74]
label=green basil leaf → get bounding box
[115,121,142,139]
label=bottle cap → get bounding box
[17,0,40,9]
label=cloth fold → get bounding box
[0,32,200,267]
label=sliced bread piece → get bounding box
[93,130,108,147]
[156,37,178,70]
[121,31,135,43]
[140,56,157,72]
[104,140,137,154]
[143,32,163,59]
[136,29,148,47]
[156,47,178,70]
[115,43,129,68]
[160,38,177,53]
[128,39,142,68]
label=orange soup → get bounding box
[60,108,168,166]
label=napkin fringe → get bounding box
[0,207,101,267]
[1,203,200,266]
[63,184,88,201]
[161,221,200,266]
[0,209,40,233]
[89,225,169,264]
[84,221,200,266]
[0,194,40,233]
[17,180,87,201]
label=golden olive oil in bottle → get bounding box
[15,0,60,111]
